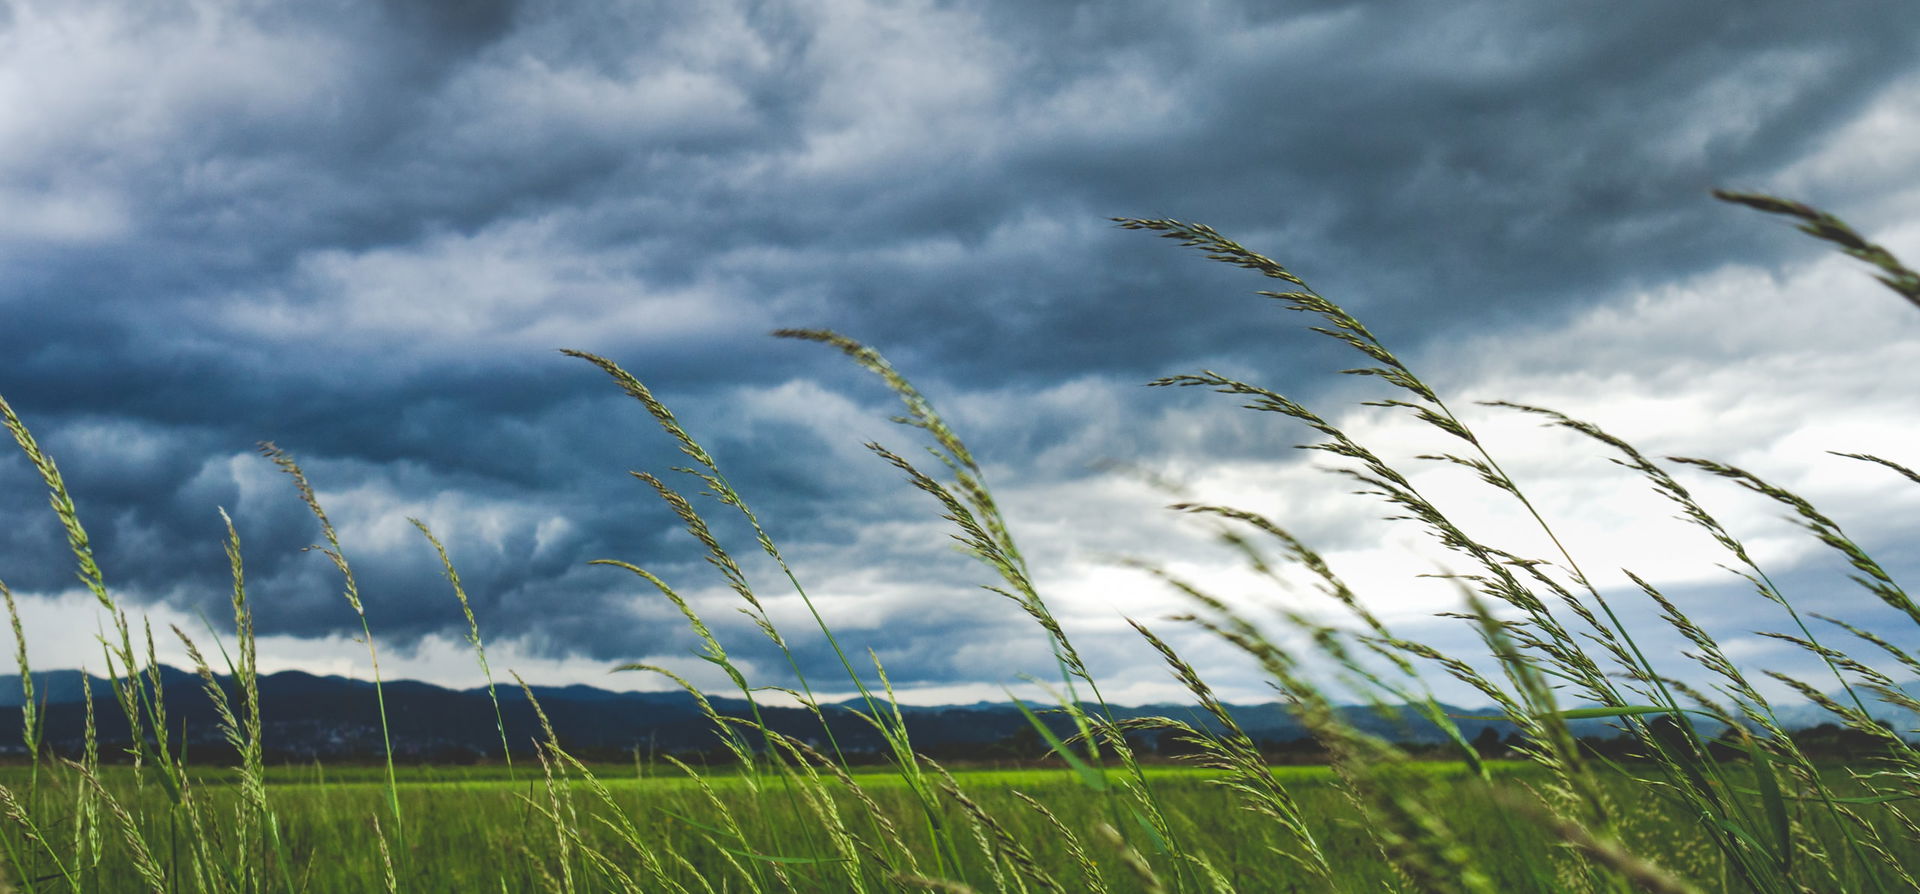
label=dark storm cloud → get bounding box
[1,0,1915,687]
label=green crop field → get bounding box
[1,193,1918,892]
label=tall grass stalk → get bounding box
[258,442,407,862]
[0,582,36,795]
[412,518,516,779]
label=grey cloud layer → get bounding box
[1,0,1916,689]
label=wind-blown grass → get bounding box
[0,190,1914,891]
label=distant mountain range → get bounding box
[0,667,1903,762]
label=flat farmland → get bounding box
[0,761,1905,892]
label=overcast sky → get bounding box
[1,0,1916,707]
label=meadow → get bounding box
[0,190,1916,892]
[0,761,1887,892]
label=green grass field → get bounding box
[1,761,1904,892]
[0,192,1917,891]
